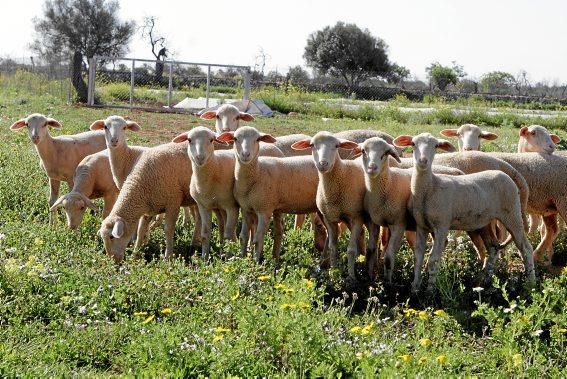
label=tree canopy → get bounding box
[480,71,516,94]
[426,61,466,91]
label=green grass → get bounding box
[0,83,566,377]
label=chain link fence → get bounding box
[87,56,251,112]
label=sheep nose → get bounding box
[418,157,428,165]
[196,154,205,163]
[368,163,377,170]
[319,160,329,168]
[222,127,230,132]
[463,146,473,151]
[31,135,40,143]
[242,151,250,160]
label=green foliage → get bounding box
[427,63,459,91]
[480,71,516,94]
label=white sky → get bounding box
[2,0,567,83]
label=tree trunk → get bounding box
[155,60,164,85]
[71,51,89,103]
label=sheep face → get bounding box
[89,115,141,148]
[394,133,456,172]
[185,126,218,166]
[360,137,401,177]
[51,193,97,229]
[99,216,131,263]
[519,125,560,154]
[231,126,276,164]
[307,132,358,173]
[200,104,254,133]
[440,124,498,152]
[9,113,61,144]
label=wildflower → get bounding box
[231,291,240,301]
[403,308,417,317]
[161,308,173,315]
[302,278,315,289]
[257,275,270,282]
[297,301,311,310]
[436,355,447,365]
[223,265,235,273]
[472,286,484,293]
[0,233,5,241]
[4,258,19,273]
[532,329,543,337]
[142,315,155,324]
[34,238,44,246]
[418,356,428,365]
[356,255,366,263]
[133,311,148,317]
[562,266,567,275]
[558,328,567,333]
[419,338,432,347]
[350,326,363,334]
[418,310,429,320]
[512,353,522,367]
[274,283,286,290]
[212,334,224,343]
[215,326,231,334]
[520,315,530,323]
[434,309,448,317]
[356,351,371,359]
[361,324,374,335]
[5,247,16,254]
[280,303,296,310]
[398,354,412,363]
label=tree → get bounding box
[386,63,410,87]
[304,22,391,91]
[32,0,135,103]
[287,65,310,83]
[426,61,465,91]
[480,71,515,94]
[140,16,169,85]
[515,70,530,96]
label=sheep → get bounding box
[98,141,198,263]
[334,129,401,158]
[393,133,535,292]
[200,104,255,133]
[10,113,106,225]
[217,126,320,264]
[291,132,374,280]
[274,134,313,157]
[50,149,119,229]
[439,124,499,151]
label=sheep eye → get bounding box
[531,131,536,135]
[215,115,220,120]
[210,138,214,143]
[104,125,108,130]
[233,137,238,142]
[80,206,85,211]
[109,235,115,240]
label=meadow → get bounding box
[1,83,567,377]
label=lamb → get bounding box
[10,113,106,225]
[217,126,320,264]
[200,104,255,133]
[98,141,198,263]
[393,133,535,292]
[440,124,499,151]
[334,129,401,158]
[50,150,119,229]
[291,132,374,279]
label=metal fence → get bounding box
[87,56,252,112]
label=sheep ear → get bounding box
[111,219,125,239]
[440,129,458,137]
[257,133,276,144]
[436,139,456,152]
[388,146,402,163]
[200,111,217,120]
[9,119,27,131]
[393,135,414,148]
[337,139,358,150]
[551,134,561,144]
[172,133,189,143]
[46,118,61,129]
[291,139,313,150]
[80,193,98,211]
[480,131,499,140]
[90,120,106,131]
[50,196,65,212]
[238,112,255,122]
[126,121,141,132]
[214,136,229,146]
[217,131,235,143]
[350,144,363,156]
[519,126,528,137]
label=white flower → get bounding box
[532,329,544,337]
[0,233,5,241]
[5,247,16,253]
[472,287,484,293]
[78,306,87,315]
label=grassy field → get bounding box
[1,85,567,377]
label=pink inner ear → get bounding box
[9,119,26,130]
[258,134,277,143]
[217,132,235,143]
[519,127,528,137]
[172,133,189,143]
[291,139,312,150]
[440,129,458,137]
[200,111,217,120]
[126,122,141,132]
[46,119,61,128]
[551,135,561,143]
[90,120,105,130]
[238,113,255,122]
[393,135,413,147]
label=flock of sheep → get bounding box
[10,104,567,292]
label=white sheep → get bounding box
[10,113,106,225]
[440,124,499,151]
[217,126,320,264]
[50,150,119,229]
[98,141,199,263]
[393,133,535,292]
[200,104,255,133]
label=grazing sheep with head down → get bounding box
[200,104,255,133]
[10,113,106,225]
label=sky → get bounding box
[2,0,567,83]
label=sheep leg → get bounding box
[502,218,536,285]
[239,213,252,257]
[311,212,327,252]
[48,178,61,225]
[102,195,116,218]
[404,230,416,251]
[323,219,339,270]
[163,207,180,260]
[182,207,192,226]
[224,206,239,242]
[198,204,212,261]
[426,227,449,291]
[365,223,380,281]
[411,227,428,293]
[189,206,202,254]
[294,214,306,230]
[134,216,152,251]
[384,225,405,284]
[528,213,541,235]
[214,209,226,245]
[468,232,487,263]
[272,212,284,264]
[253,212,271,264]
[533,214,559,265]
[346,220,364,279]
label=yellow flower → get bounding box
[231,291,240,301]
[133,311,148,317]
[361,324,374,335]
[4,258,19,273]
[274,283,286,290]
[418,310,429,320]
[434,309,448,317]
[558,328,567,333]
[436,355,447,365]
[356,351,371,359]
[418,356,428,365]
[419,338,432,347]
[280,303,296,310]
[399,354,412,363]
[520,315,530,323]
[512,353,522,367]
[302,278,315,289]
[142,315,155,324]
[34,238,44,246]
[223,265,235,273]
[403,308,417,317]
[160,308,173,315]
[350,326,363,334]
[356,255,366,263]
[562,266,567,275]
[212,334,224,343]
[257,275,270,282]
[215,326,231,334]
[297,301,311,310]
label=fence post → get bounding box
[243,68,251,101]
[206,65,211,109]
[130,59,135,109]
[87,57,96,106]
[167,61,173,108]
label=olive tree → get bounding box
[426,61,466,91]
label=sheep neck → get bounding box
[366,164,391,200]
[234,154,259,192]
[192,152,220,185]
[320,153,346,196]
[108,143,137,187]
[72,164,95,197]
[34,132,57,169]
